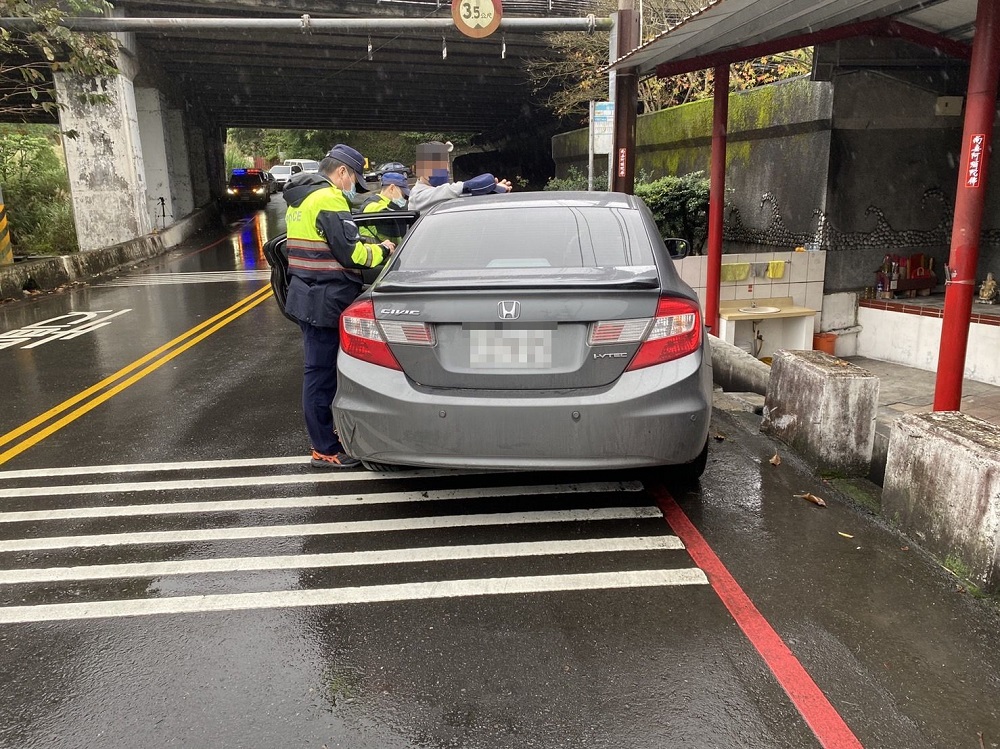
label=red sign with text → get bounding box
[966,133,986,188]
[617,148,627,178]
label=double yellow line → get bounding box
[0,284,274,467]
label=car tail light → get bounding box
[625,297,702,371]
[379,320,436,346]
[340,300,402,370]
[588,318,651,346]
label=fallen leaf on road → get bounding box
[769,452,781,466]
[838,532,854,539]
[901,546,909,552]
[713,432,726,442]
[793,492,827,507]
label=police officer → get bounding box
[359,172,409,246]
[283,144,395,469]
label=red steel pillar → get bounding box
[705,64,730,335]
[934,0,1000,411]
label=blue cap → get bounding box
[380,172,410,196]
[325,144,372,192]
[463,173,508,196]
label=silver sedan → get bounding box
[333,191,712,477]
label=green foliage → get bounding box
[0,0,119,118]
[542,166,589,191]
[634,171,710,253]
[0,124,78,255]
[224,143,251,173]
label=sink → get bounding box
[738,306,781,314]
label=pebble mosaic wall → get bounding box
[724,188,1000,252]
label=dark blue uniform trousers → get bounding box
[299,321,342,455]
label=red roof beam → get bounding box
[654,17,970,79]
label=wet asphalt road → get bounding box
[1,195,999,749]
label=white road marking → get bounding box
[0,469,483,498]
[0,536,683,585]
[97,271,272,287]
[0,507,663,552]
[0,456,310,481]
[0,569,709,623]
[0,481,643,523]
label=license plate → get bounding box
[470,329,553,369]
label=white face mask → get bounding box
[392,197,407,208]
[337,168,357,203]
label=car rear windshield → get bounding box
[270,166,291,175]
[395,206,654,270]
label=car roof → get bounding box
[424,191,641,216]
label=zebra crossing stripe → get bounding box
[0,456,310,480]
[0,469,482,498]
[0,506,664,552]
[0,569,710,623]
[0,481,644,522]
[0,535,684,585]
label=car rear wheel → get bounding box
[671,438,708,484]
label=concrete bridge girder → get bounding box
[32,4,609,251]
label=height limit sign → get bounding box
[452,0,502,38]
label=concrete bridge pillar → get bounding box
[55,62,152,251]
[187,125,211,209]
[135,87,174,230]
[164,109,194,218]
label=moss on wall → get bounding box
[553,78,833,178]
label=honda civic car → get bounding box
[332,191,712,477]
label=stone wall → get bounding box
[551,61,1000,295]
[552,77,834,252]
[823,70,1000,291]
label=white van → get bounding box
[283,159,320,173]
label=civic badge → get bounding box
[498,301,520,320]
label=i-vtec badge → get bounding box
[594,352,629,360]
[380,308,421,316]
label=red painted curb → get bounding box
[651,484,864,749]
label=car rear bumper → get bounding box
[333,348,712,470]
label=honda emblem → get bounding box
[498,301,520,320]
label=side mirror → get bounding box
[664,238,690,259]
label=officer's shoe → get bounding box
[310,449,361,469]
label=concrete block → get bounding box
[883,412,1000,593]
[761,350,879,475]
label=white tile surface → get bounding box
[720,285,736,301]
[805,281,824,312]
[751,282,773,298]
[787,253,809,283]
[788,282,808,307]
[735,284,754,300]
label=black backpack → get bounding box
[262,235,298,324]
